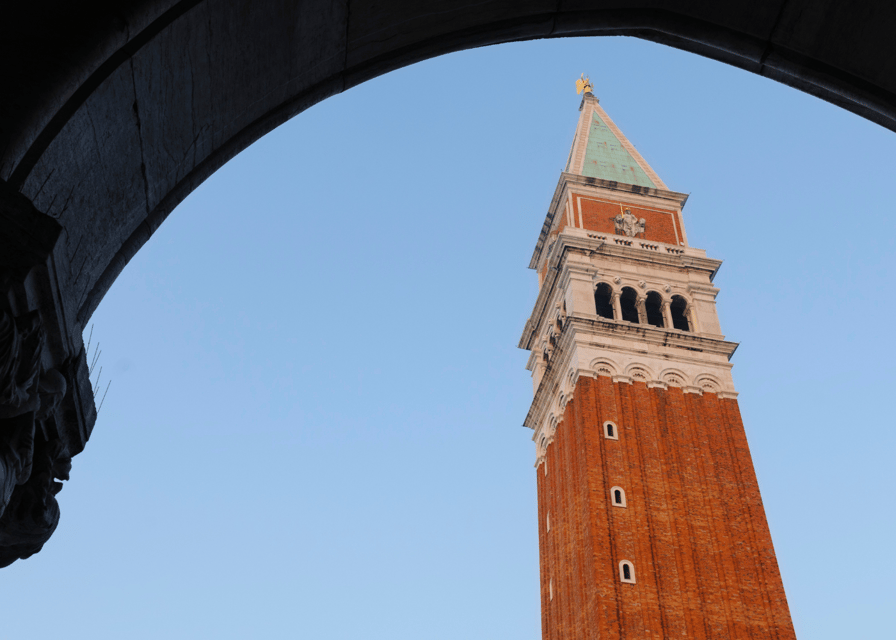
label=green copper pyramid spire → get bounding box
[580,112,655,187]
[566,92,667,190]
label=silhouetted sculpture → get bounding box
[0,309,72,565]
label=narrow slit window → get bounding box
[611,486,627,507]
[619,560,636,584]
[603,421,618,440]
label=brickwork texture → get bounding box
[536,375,795,639]
[578,197,683,246]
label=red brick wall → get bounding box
[536,375,795,639]
[537,197,687,282]
[578,197,683,245]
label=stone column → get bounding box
[636,296,648,324]
[662,299,673,329]
[687,304,700,333]
[611,291,622,321]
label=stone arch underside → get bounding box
[4,0,896,335]
[1,0,895,564]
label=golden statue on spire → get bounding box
[575,74,594,95]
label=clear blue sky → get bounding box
[3,37,895,639]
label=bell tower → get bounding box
[520,83,796,639]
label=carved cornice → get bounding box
[570,316,739,360]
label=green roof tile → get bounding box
[580,113,655,188]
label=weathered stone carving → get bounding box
[0,182,93,567]
[0,411,34,521]
[0,309,71,566]
[0,310,43,417]
[613,209,646,237]
[0,426,70,568]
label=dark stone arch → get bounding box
[3,0,896,564]
[4,0,896,337]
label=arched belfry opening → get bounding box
[620,287,640,324]
[595,283,614,320]
[670,295,690,331]
[645,291,665,328]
